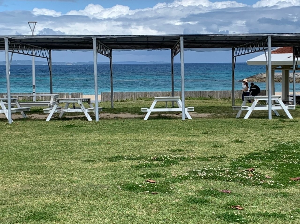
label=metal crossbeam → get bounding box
[9,42,50,59]
[96,40,111,58]
[171,40,180,58]
[234,38,268,57]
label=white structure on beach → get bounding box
[247,47,300,102]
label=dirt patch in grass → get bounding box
[0,112,212,120]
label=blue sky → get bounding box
[1,0,300,63]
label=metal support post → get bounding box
[110,51,114,108]
[180,36,185,120]
[232,48,235,106]
[171,49,175,107]
[48,50,53,94]
[28,22,37,101]
[93,37,99,121]
[171,49,175,97]
[293,54,296,105]
[267,36,272,120]
[5,38,12,124]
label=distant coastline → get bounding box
[0,60,164,66]
[0,60,171,66]
[0,60,249,66]
[246,73,300,83]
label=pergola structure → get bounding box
[1,34,300,123]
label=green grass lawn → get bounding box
[1,98,300,223]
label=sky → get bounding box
[0,0,300,63]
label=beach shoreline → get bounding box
[83,94,101,101]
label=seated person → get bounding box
[250,83,260,96]
[242,79,251,103]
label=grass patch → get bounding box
[1,98,300,223]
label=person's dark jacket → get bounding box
[250,85,260,96]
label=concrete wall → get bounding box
[1,90,268,102]
[101,90,266,102]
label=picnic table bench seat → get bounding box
[233,104,295,111]
[18,101,56,107]
[232,106,250,110]
[10,107,31,113]
[141,107,194,113]
[43,107,102,113]
[0,106,30,113]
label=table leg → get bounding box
[176,99,182,108]
[277,100,293,119]
[79,102,92,121]
[244,100,258,119]
[236,100,246,118]
[59,103,69,118]
[46,104,58,121]
[176,99,191,119]
[144,100,157,120]
[0,100,13,122]
[273,109,280,116]
[184,109,192,119]
[15,101,26,118]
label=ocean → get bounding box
[0,63,297,94]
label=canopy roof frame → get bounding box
[171,40,180,58]
[234,38,268,57]
[96,40,112,59]
[1,34,300,51]
[8,42,50,59]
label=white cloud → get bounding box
[0,0,299,36]
[66,4,133,19]
[162,0,246,8]
[253,0,300,8]
[32,8,62,17]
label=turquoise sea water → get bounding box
[0,63,298,94]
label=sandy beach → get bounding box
[83,94,101,101]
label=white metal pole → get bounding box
[180,36,185,120]
[171,49,175,107]
[28,22,37,101]
[267,36,272,120]
[232,48,235,106]
[32,54,36,101]
[49,50,53,94]
[171,49,174,97]
[110,51,114,108]
[5,38,12,124]
[293,54,296,105]
[93,37,99,121]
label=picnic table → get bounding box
[235,95,294,119]
[141,96,194,120]
[5,93,59,108]
[0,98,30,121]
[44,98,101,121]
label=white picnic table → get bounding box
[4,93,59,108]
[141,96,194,120]
[44,98,100,121]
[0,98,30,121]
[235,95,294,119]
